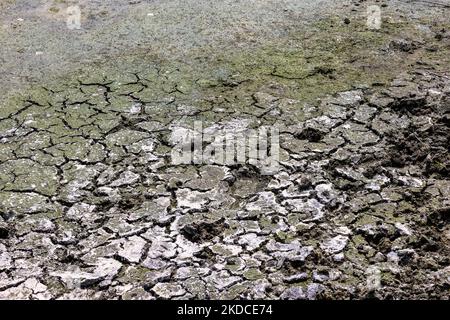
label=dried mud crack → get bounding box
[0,0,449,300]
[1,68,448,300]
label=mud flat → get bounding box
[0,0,449,299]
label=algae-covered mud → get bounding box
[0,0,449,300]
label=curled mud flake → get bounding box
[121,286,155,300]
[320,235,349,254]
[306,283,325,300]
[295,127,328,143]
[180,218,227,243]
[245,191,287,215]
[282,198,325,221]
[206,271,242,291]
[145,236,177,260]
[237,233,266,251]
[339,123,379,146]
[333,253,345,263]
[389,38,419,53]
[66,203,96,222]
[283,273,308,284]
[280,286,306,300]
[315,183,341,204]
[128,197,171,222]
[353,105,378,123]
[333,90,363,107]
[0,277,50,300]
[49,268,105,289]
[184,165,228,191]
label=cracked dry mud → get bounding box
[0,0,449,300]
